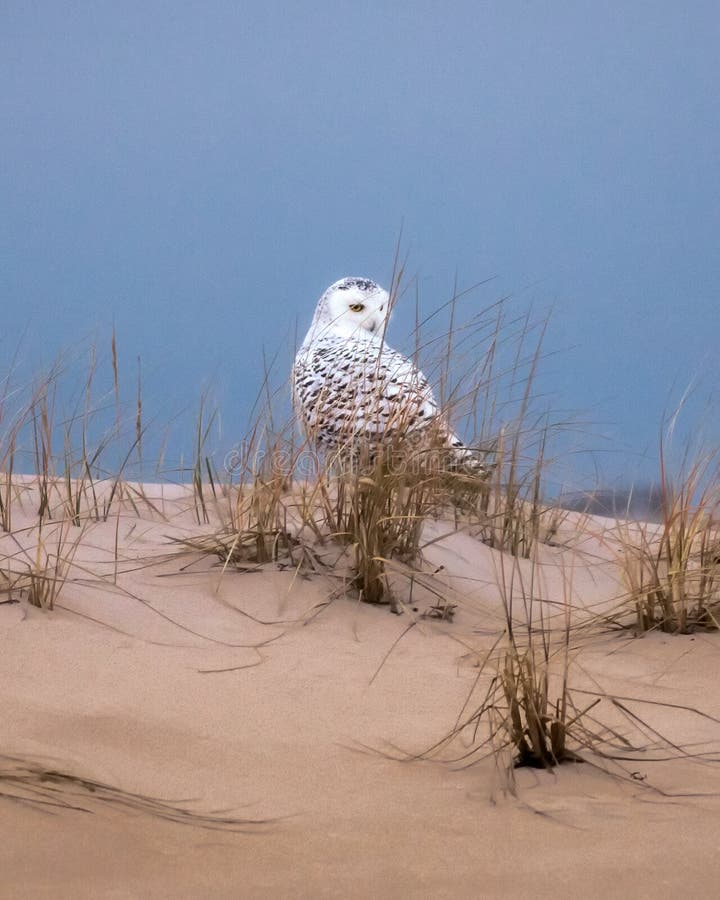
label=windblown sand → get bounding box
[2,482,720,898]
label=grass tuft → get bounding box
[612,433,720,634]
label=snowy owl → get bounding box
[292,276,490,475]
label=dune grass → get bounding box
[411,548,593,775]
[609,434,720,634]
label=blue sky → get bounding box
[2,2,719,486]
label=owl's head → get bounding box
[308,277,390,341]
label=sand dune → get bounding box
[2,483,720,898]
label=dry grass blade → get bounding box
[0,754,275,832]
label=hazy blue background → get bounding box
[2,1,719,486]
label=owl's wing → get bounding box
[370,342,438,429]
[293,335,440,443]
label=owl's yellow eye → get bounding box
[349,303,365,313]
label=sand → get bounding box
[2,481,720,898]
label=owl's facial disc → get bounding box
[322,277,389,338]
